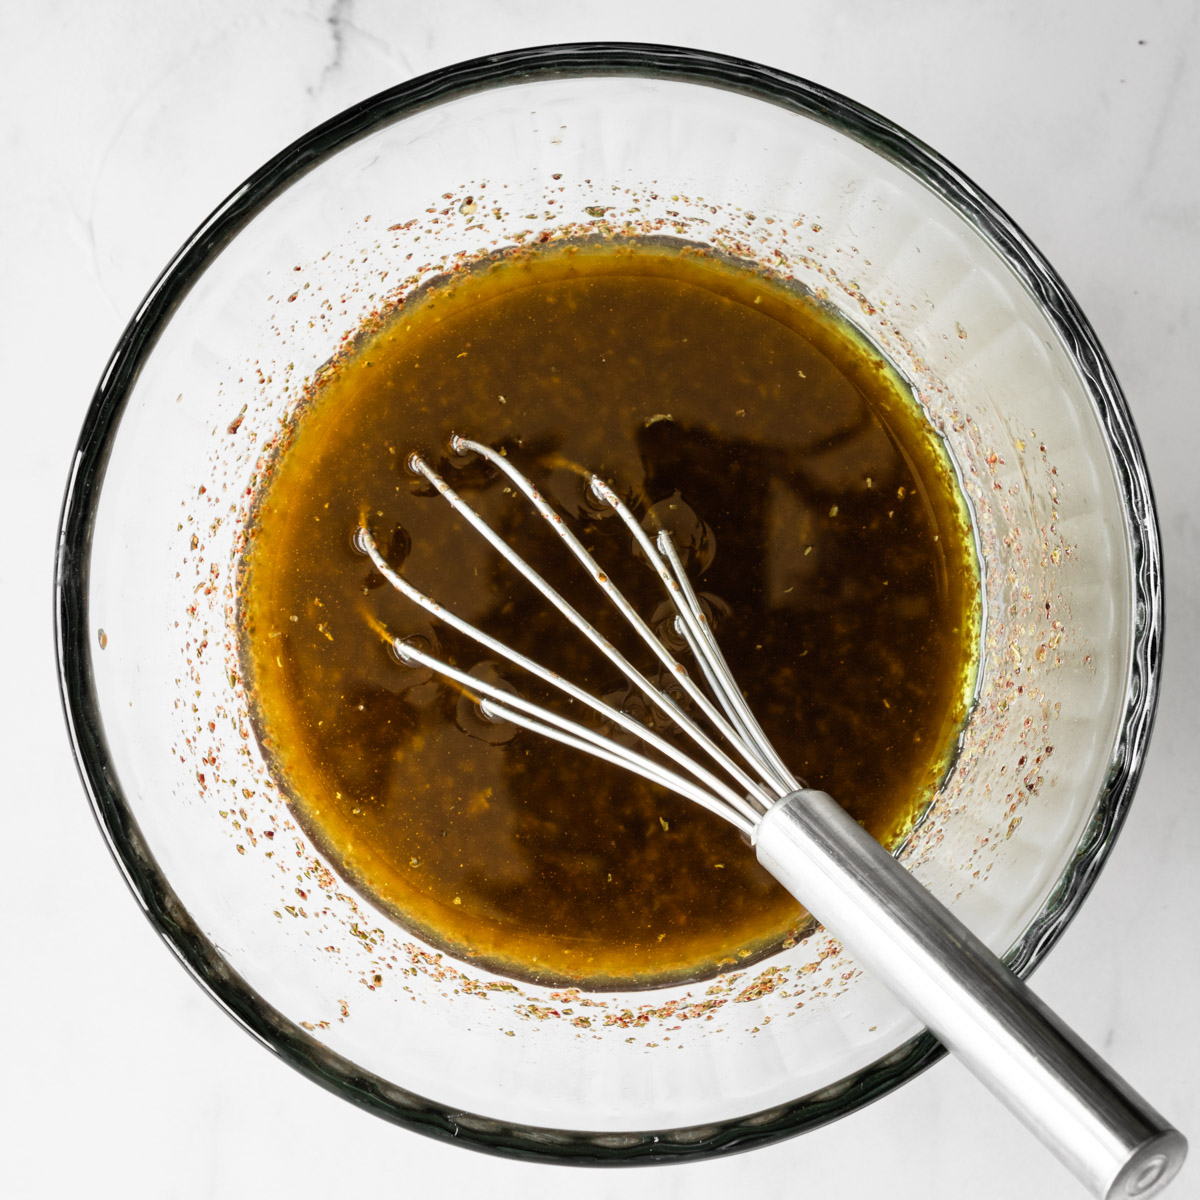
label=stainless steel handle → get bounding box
[754,789,1187,1200]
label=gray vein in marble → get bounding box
[312,0,354,93]
[309,0,413,96]
[1135,5,1197,198]
[84,86,154,322]
[1139,48,1190,190]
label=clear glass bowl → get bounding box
[56,44,1161,1161]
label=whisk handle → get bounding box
[754,789,1186,1200]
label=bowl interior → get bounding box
[60,47,1154,1154]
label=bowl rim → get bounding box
[54,41,1163,1164]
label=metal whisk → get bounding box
[357,435,1184,1200]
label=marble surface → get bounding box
[3,1,1198,1197]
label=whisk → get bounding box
[357,435,1184,1200]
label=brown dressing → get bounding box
[239,240,980,988]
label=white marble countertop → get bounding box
[3,2,1197,1197]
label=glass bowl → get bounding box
[55,44,1160,1161]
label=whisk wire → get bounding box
[475,694,753,831]
[395,446,779,814]
[357,513,765,829]
[450,437,789,798]
[375,630,749,828]
[652,526,797,794]
[583,470,795,798]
